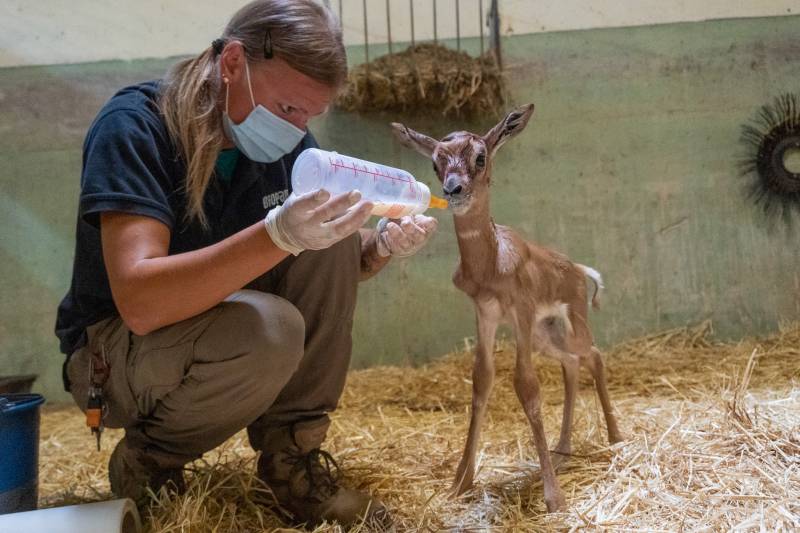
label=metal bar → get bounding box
[409,0,415,48]
[386,0,393,54]
[479,0,484,56]
[455,0,461,52]
[338,0,343,27]
[433,0,437,44]
[489,0,501,69]
[363,0,369,64]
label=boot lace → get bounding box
[284,447,341,503]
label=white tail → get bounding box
[578,264,604,309]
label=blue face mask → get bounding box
[223,61,306,163]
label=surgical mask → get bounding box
[222,61,306,163]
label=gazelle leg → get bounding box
[535,310,580,469]
[451,301,500,496]
[514,316,565,512]
[552,354,580,469]
[586,346,624,444]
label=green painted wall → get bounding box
[1,16,799,402]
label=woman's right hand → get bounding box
[264,189,373,255]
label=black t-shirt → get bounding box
[55,80,317,387]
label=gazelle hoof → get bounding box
[449,473,475,498]
[545,490,566,513]
[449,481,471,498]
[609,431,625,444]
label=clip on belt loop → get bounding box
[86,343,109,451]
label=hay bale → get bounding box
[335,43,507,118]
[37,322,800,531]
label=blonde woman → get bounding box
[55,0,436,527]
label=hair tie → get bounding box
[211,38,226,56]
[263,29,274,59]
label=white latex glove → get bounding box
[376,214,439,258]
[265,189,373,255]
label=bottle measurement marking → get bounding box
[329,157,414,190]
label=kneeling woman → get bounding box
[55,0,437,527]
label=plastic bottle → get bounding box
[291,148,447,218]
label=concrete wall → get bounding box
[1,0,797,66]
[2,15,799,402]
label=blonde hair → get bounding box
[159,0,346,226]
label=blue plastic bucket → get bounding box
[0,393,46,514]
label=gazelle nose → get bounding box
[444,184,463,196]
[443,176,463,196]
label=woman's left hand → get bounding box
[375,214,438,258]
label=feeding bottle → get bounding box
[291,148,448,218]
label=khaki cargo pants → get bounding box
[66,234,360,464]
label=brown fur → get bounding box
[392,104,623,513]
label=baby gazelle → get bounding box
[392,104,623,511]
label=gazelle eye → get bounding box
[476,154,486,168]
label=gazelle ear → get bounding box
[391,122,438,158]
[484,104,535,156]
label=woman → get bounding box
[55,0,436,528]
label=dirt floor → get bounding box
[37,321,800,532]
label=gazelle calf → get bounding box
[392,104,623,512]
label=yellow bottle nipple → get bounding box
[428,195,448,209]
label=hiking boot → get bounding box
[108,436,187,508]
[256,417,393,530]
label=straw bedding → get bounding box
[38,321,800,531]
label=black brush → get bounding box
[739,93,800,229]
